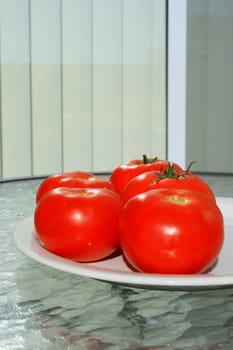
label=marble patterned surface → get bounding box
[1,175,233,350]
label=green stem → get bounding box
[185,161,198,172]
[159,161,197,179]
[160,162,178,178]
[142,154,158,164]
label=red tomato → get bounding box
[36,171,114,203]
[123,167,216,203]
[119,188,224,274]
[110,155,182,197]
[34,187,123,262]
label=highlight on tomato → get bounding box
[118,188,224,274]
[36,171,115,203]
[109,155,183,197]
[122,162,216,203]
[34,187,123,262]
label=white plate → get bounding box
[14,197,233,290]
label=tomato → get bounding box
[34,187,123,262]
[36,171,114,203]
[110,155,183,197]
[123,164,216,203]
[119,188,224,274]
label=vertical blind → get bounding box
[0,0,166,178]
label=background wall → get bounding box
[0,0,166,178]
[186,0,233,172]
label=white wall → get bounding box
[0,0,166,178]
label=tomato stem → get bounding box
[142,154,158,164]
[185,161,198,172]
[159,162,179,179]
[159,160,198,179]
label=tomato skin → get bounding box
[36,171,115,203]
[110,159,182,197]
[123,171,216,203]
[119,188,224,274]
[34,187,123,262]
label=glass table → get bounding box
[1,173,233,350]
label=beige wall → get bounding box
[0,0,166,178]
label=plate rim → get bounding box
[14,196,233,289]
